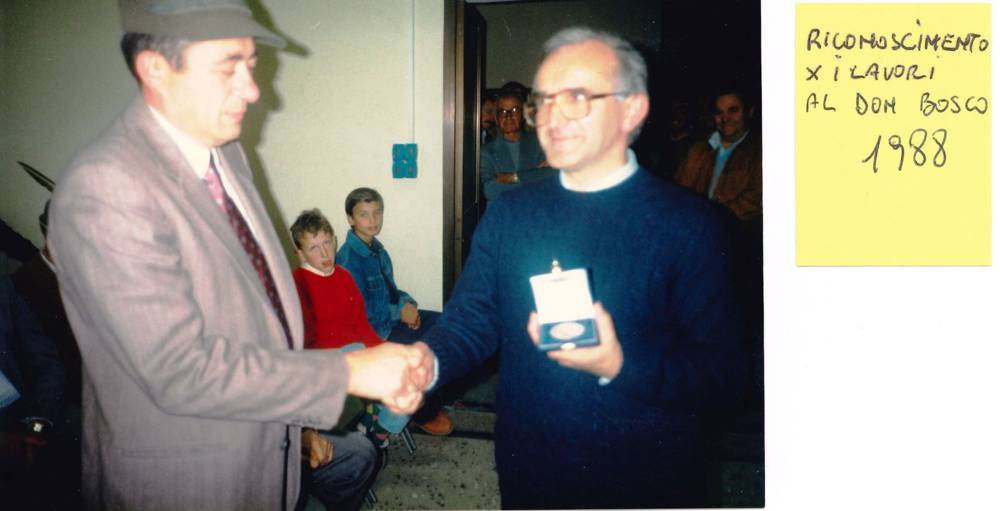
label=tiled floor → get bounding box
[369,410,500,510]
[365,370,764,510]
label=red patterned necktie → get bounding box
[204,154,292,349]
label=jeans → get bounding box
[301,430,377,511]
[386,309,439,345]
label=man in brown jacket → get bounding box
[673,90,761,223]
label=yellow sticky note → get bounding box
[796,3,991,265]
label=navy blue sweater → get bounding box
[424,169,747,508]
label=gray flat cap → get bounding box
[119,0,286,48]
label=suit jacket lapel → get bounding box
[215,146,304,349]
[178,159,267,299]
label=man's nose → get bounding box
[543,103,568,129]
[236,67,260,104]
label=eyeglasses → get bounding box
[497,107,522,117]
[525,88,630,126]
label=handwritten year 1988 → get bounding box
[861,128,947,173]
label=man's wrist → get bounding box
[599,351,624,384]
[343,350,362,396]
[597,362,621,386]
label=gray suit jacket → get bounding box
[50,96,348,510]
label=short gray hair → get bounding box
[120,32,191,81]
[540,27,647,96]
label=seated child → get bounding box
[335,188,453,436]
[290,208,407,445]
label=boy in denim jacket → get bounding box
[335,188,453,436]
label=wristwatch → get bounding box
[22,417,52,436]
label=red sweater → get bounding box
[293,265,384,350]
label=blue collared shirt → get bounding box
[335,230,415,338]
[706,129,750,199]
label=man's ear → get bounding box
[622,94,650,134]
[134,50,170,93]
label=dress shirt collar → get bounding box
[149,105,261,238]
[559,149,639,192]
[148,105,213,179]
[708,129,750,152]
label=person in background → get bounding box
[480,93,498,144]
[478,86,555,202]
[8,199,83,508]
[291,208,411,448]
[652,99,698,180]
[336,188,454,436]
[1,274,67,509]
[286,208,389,510]
[673,88,762,223]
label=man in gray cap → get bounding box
[49,1,430,509]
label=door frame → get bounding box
[442,0,458,301]
[442,0,486,302]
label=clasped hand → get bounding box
[344,342,434,415]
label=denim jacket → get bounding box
[335,230,415,338]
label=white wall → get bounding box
[476,0,663,88]
[1,0,134,246]
[258,0,446,309]
[1,0,447,309]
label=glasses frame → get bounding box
[496,106,523,118]
[525,89,631,126]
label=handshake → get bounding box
[343,341,435,415]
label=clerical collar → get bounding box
[559,149,638,192]
[148,105,212,180]
[300,261,335,277]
